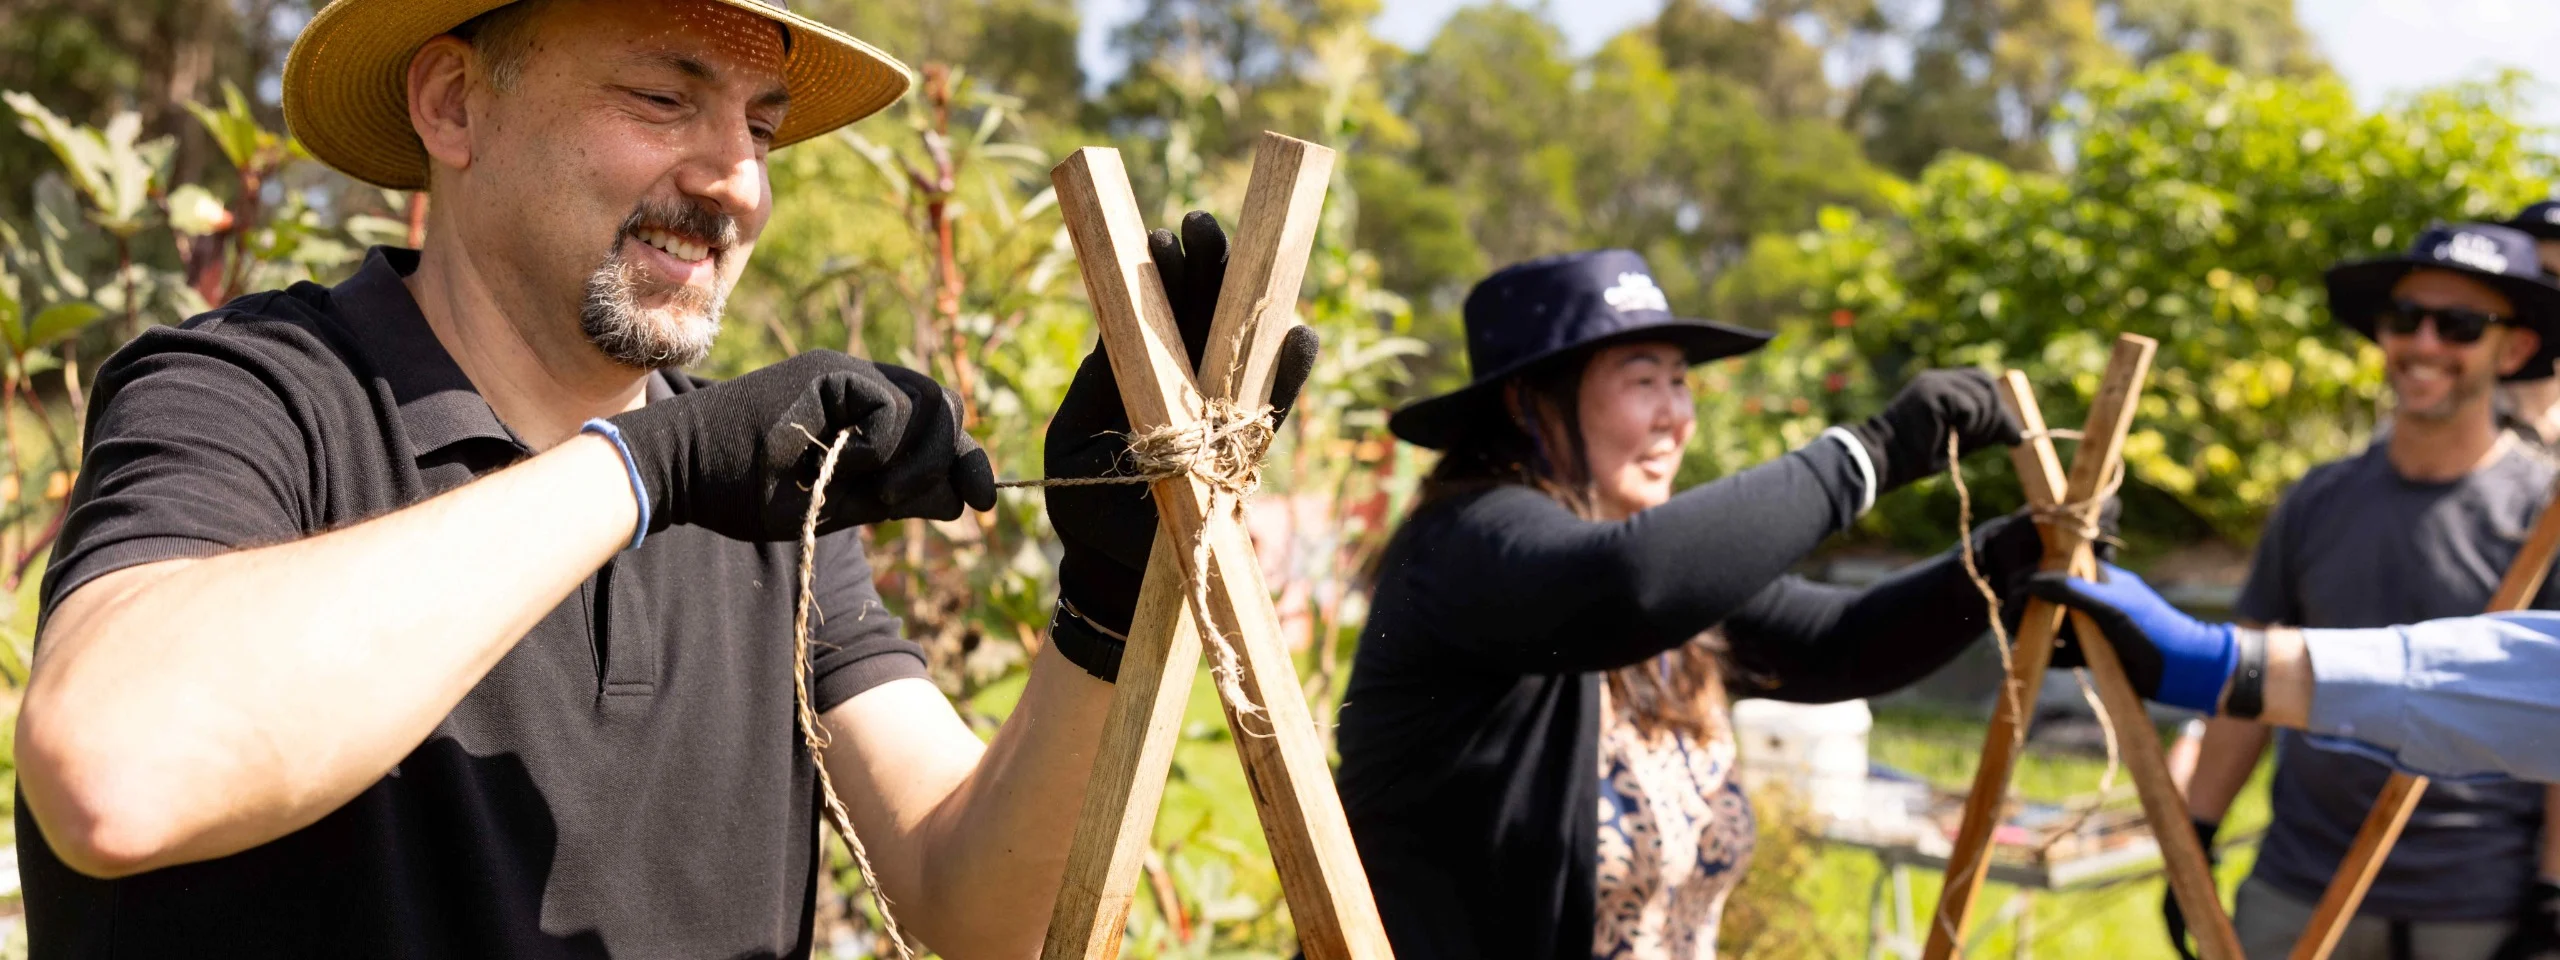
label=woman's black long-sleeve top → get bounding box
[1335,440,2011,959]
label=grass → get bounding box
[1745,705,2276,958]
[969,670,2280,958]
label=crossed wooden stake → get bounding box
[1926,333,2560,959]
[1041,133,1395,960]
[1927,334,2244,959]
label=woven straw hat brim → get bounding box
[283,0,914,190]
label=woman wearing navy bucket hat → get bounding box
[1334,250,2079,959]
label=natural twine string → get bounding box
[988,398,1281,731]
[1936,428,2127,946]
[795,430,918,960]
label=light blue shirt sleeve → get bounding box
[2301,610,2560,783]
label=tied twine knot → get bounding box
[785,399,1282,958]
[996,397,1282,732]
[994,395,1278,498]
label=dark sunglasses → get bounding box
[2375,300,2513,344]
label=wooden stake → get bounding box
[1925,335,2241,960]
[1923,373,2071,955]
[1041,135,1392,960]
[1198,132,1334,408]
[1046,531,1204,958]
[2289,474,2560,960]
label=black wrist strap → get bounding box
[1049,598,1127,684]
[2224,627,2267,720]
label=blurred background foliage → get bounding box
[0,0,2552,954]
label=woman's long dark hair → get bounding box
[1413,352,1728,743]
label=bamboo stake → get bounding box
[2289,474,2560,960]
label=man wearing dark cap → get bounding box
[8,0,1315,956]
[2498,200,2560,450]
[2168,224,2560,960]
[2507,200,2560,267]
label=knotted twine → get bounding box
[990,395,1281,730]
[788,398,1278,958]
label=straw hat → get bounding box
[282,0,913,190]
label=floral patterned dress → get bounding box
[1593,684,1757,960]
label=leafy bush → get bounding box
[1702,55,2554,549]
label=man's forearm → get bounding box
[2251,626,2312,729]
[19,434,636,877]
[821,643,1113,959]
[2184,717,2272,823]
[2256,614,2560,782]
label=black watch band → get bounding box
[1049,598,1127,684]
[2223,627,2267,720]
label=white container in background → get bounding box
[1730,698,1872,822]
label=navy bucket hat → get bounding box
[2325,222,2560,383]
[1388,250,1771,450]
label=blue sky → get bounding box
[1075,0,2560,126]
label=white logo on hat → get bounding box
[2544,206,2560,225]
[1603,272,1670,313]
[2436,232,2510,274]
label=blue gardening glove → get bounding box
[2027,563,2239,713]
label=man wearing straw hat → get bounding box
[7,0,1307,955]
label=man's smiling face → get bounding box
[444,0,789,370]
[2379,268,2534,422]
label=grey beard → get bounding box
[580,249,723,370]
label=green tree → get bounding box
[0,0,313,216]
[1652,0,1886,121]
[1093,0,1393,163]
[801,0,1087,127]
[1397,4,1581,268]
[2111,0,2327,77]
[1734,55,2553,548]
[1846,0,2330,176]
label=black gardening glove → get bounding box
[1842,369,2024,495]
[605,351,996,542]
[1045,211,1320,681]
[2162,817,2222,960]
[2491,880,2560,960]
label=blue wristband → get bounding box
[580,418,650,550]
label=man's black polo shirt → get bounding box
[22,247,929,957]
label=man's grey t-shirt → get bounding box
[2236,439,2557,921]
